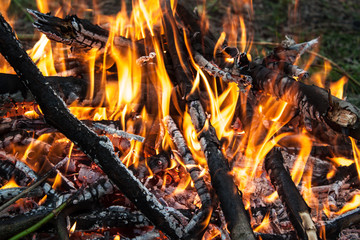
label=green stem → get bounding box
[0,157,68,213]
[9,200,69,240]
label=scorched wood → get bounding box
[0,13,185,239]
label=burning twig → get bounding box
[0,13,185,239]
[193,51,251,86]
[93,122,145,142]
[321,207,360,240]
[8,187,81,240]
[0,187,44,204]
[71,206,152,230]
[265,149,318,240]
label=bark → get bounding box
[0,73,87,106]
[0,187,44,204]
[265,149,318,240]
[249,62,360,140]
[0,13,184,239]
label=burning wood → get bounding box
[0,0,359,239]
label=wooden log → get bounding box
[0,13,185,239]
[0,73,87,106]
[161,1,255,239]
[0,178,113,239]
[265,149,318,240]
[249,62,360,141]
[322,207,360,240]
[71,206,152,230]
[27,9,147,56]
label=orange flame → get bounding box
[0,177,20,190]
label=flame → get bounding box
[265,191,278,203]
[289,133,312,186]
[51,172,62,190]
[0,177,20,190]
[254,212,270,232]
[329,157,354,167]
[330,76,348,100]
[336,194,360,215]
[114,235,120,240]
[36,0,50,13]
[69,221,77,235]
[350,137,360,180]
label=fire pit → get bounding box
[0,0,359,239]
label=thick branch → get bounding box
[250,62,360,140]
[265,149,318,240]
[0,13,184,239]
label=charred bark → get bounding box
[0,13,185,239]
[265,149,318,240]
[71,206,152,230]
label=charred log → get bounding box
[322,207,360,240]
[0,13,185,239]
[0,73,87,106]
[27,9,147,56]
[71,206,152,230]
[249,62,360,141]
[265,149,318,240]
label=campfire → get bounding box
[0,0,360,239]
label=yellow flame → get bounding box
[290,133,312,186]
[329,157,354,167]
[330,76,348,100]
[0,177,20,190]
[254,212,270,232]
[336,194,360,215]
[69,221,77,234]
[350,137,360,180]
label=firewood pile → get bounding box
[0,0,360,239]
